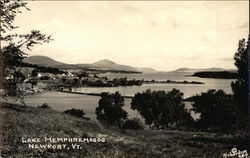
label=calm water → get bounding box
[23,92,140,121]
[20,72,234,121]
[79,72,234,98]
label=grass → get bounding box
[0,102,249,158]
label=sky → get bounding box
[11,1,249,71]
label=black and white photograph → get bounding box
[0,0,249,157]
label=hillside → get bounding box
[23,56,80,70]
[92,59,137,71]
[23,56,155,73]
[174,68,236,73]
[23,56,66,67]
[1,102,248,158]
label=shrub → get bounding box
[38,103,51,109]
[122,118,144,130]
[64,108,90,120]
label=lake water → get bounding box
[80,72,234,98]
[21,72,234,121]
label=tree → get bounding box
[0,0,52,100]
[31,69,38,78]
[231,37,249,130]
[77,72,88,79]
[131,89,193,129]
[61,77,67,83]
[192,89,237,132]
[96,92,128,126]
[13,70,25,82]
[73,78,79,85]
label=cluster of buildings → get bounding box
[3,67,143,96]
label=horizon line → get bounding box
[25,55,237,72]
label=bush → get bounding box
[38,103,51,109]
[122,118,144,130]
[64,108,90,120]
[96,92,128,126]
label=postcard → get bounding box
[0,0,249,157]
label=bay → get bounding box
[21,72,235,121]
[80,72,234,98]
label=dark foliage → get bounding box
[112,78,142,87]
[81,77,142,87]
[20,62,65,74]
[0,0,52,100]
[40,76,50,80]
[143,79,204,84]
[192,71,237,79]
[122,118,144,130]
[96,92,128,126]
[61,78,67,83]
[77,71,89,79]
[38,103,51,109]
[64,108,90,120]
[192,89,237,132]
[231,38,249,130]
[131,89,193,129]
[31,69,38,77]
[1,44,26,68]
[13,70,25,82]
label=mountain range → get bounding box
[23,56,235,73]
[173,67,236,73]
[23,56,157,73]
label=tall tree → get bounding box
[231,37,249,130]
[192,89,237,132]
[96,92,128,126]
[0,0,52,100]
[131,89,193,129]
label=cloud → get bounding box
[14,1,248,71]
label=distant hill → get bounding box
[23,56,156,73]
[24,56,235,74]
[192,71,238,79]
[23,56,65,67]
[23,56,80,69]
[92,59,137,71]
[174,67,236,73]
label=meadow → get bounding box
[1,102,248,158]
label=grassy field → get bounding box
[0,102,249,158]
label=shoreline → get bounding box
[58,90,134,98]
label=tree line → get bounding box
[21,62,65,74]
[192,71,238,79]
